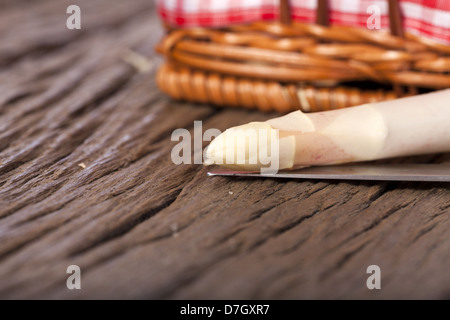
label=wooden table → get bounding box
[1,0,449,299]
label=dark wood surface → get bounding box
[1,0,449,299]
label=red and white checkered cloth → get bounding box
[156,0,450,45]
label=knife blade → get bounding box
[207,163,450,182]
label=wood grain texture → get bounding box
[0,0,449,299]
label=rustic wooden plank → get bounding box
[0,0,449,299]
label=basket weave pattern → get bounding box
[156,1,450,113]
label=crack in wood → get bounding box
[332,202,412,251]
[70,188,184,257]
[319,241,369,281]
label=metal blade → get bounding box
[208,164,450,182]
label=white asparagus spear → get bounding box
[204,89,450,171]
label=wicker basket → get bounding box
[156,0,450,113]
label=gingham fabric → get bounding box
[156,0,450,45]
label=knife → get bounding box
[208,163,450,182]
